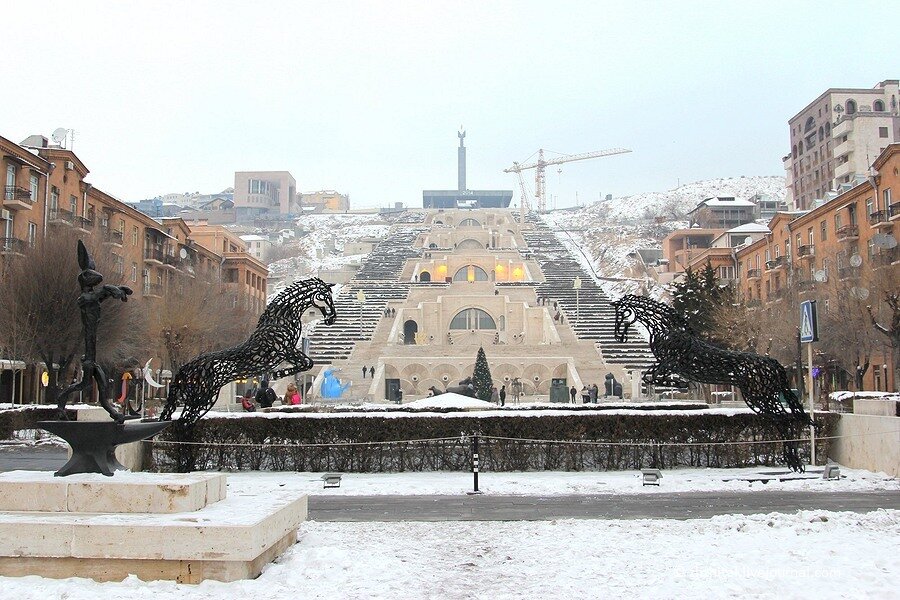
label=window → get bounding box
[50,187,59,212]
[879,127,889,138]
[69,195,77,215]
[884,188,893,210]
[874,99,885,112]
[118,219,125,233]
[820,220,827,241]
[131,263,137,282]
[453,265,488,282]
[27,222,37,246]
[845,99,857,115]
[867,239,875,258]
[866,198,874,216]
[834,213,842,230]
[29,174,39,201]
[449,308,496,330]
[5,165,15,192]
[132,226,138,246]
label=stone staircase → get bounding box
[522,215,655,372]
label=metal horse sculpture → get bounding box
[611,295,812,472]
[160,278,336,427]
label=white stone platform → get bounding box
[0,471,226,513]
[0,472,307,583]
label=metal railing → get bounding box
[797,245,815,258]
[49,208,75,223]
[104,228,124,245]
[747,268,762,278]
[144,247,165,263]
[0,237,27,253]
[869,210,890,226]
[3,186,32,203]
[836,224,859,239]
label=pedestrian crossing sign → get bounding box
[800,300,818,343]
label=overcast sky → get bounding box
[3,1,896,209]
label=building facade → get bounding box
[784,80,900,211]
[298,190,349,213]
[735,144,900,391]
[233,171,297,218]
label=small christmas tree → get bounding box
[472,346,493,402]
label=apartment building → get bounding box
[298,190,349,213]
[687,196,758,229]
[233,171,297,218]
[186,224,268,315]
[1,135,50,255]
[784,80,900,211]
[735,144,900,391]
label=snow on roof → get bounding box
[698,197,756,208]
[727,223,770,233]
[240,234,268,242]
[404,393,495,410]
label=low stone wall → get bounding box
[829,413,900,477]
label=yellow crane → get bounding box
[504,147,631,213]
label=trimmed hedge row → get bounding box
[0,406,75,439]
[151,412,837,473]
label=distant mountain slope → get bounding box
[572,175,786,224]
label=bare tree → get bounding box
[866,262,900,391]
[0,229,142,404]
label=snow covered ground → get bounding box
[4,509,897,599]
[220,466,899,497]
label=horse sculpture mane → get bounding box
[160,277,336,428]
[612,294,812,472]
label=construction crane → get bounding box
[504,147,631,213]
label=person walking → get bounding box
[589,383,598,404]
[369,365,375,379]
[490,386,499,404]
[362,366,367,379]
[581,386,590,404]
[569,385,577,403]
[499,385,506,407]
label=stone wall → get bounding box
[829,413,900,477]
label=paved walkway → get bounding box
[0,446,67,471]
[309,491,900,521]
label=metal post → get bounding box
[807,342,816,467]
[468,434,483,495]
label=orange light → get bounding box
[437,264,448,274]
[513,267,523,280]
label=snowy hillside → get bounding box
[579,175,786,224]
[267,214,391,298]
[544,175,787,296]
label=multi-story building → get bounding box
[735,143,900,391]
[784,80,899,211]
[1,135,50,256]
[239,234,271,262]
[298,190,349,213]
[233,171,296,219]
[186,223,268,314]
[687,196,759,229]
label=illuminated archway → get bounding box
[453,265,489,282]
[449,308,496,330]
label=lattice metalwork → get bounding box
[160,278,336,427]
[612,295,812,472]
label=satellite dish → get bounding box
[850,254,863,267]
[881,234,897,249]
[814,270,827,282]
[744,237,752,246]
[51,128,68,146]
[857,287,870,300]
[179,248,188,259]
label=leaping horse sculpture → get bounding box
[160,278,336,428]
[611,295,812,472]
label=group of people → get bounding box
[383,307,397,317]
[489,385,508,406]
[240,379,303,412]
[361,365,376,379]
[569,383,600,404]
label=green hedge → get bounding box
[0,406,76,439]
[150,412,837,473]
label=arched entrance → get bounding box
[403,320,418,345]
[419,271,431,282]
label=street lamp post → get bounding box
[356,289,366,338]
[573,276,582,325]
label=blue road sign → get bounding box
[800,300,818,343]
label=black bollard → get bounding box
[468,434,483,495]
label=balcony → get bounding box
[765,256,786,271]
[144,247,165,265]
[832,117,853,137]
[873,247,899,268]
[834,160,853,180]
[163,253,180,269]
[838,265,860,280]
[48,208,75,226]
[74,216,94,232]
[869,211,893,229]
[747,268,762,280]
[836,224,859,242]
[796,279,817,294]
[797,245,815,260]
[103,228,124,246]
[767,288,785,303]
[890,202,900,221]
[3,186,34,210]
[143,283,164,298]
[0,237,27,256]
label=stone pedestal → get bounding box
[0,472,307,583]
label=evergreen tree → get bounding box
[472,346,493,402]
[670,261,733,340]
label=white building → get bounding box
[239,234,271,262]
[784,80,899,211]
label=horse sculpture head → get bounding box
[611,295,641,342]
[311,278,337,325]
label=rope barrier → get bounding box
[150,435,464,449]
